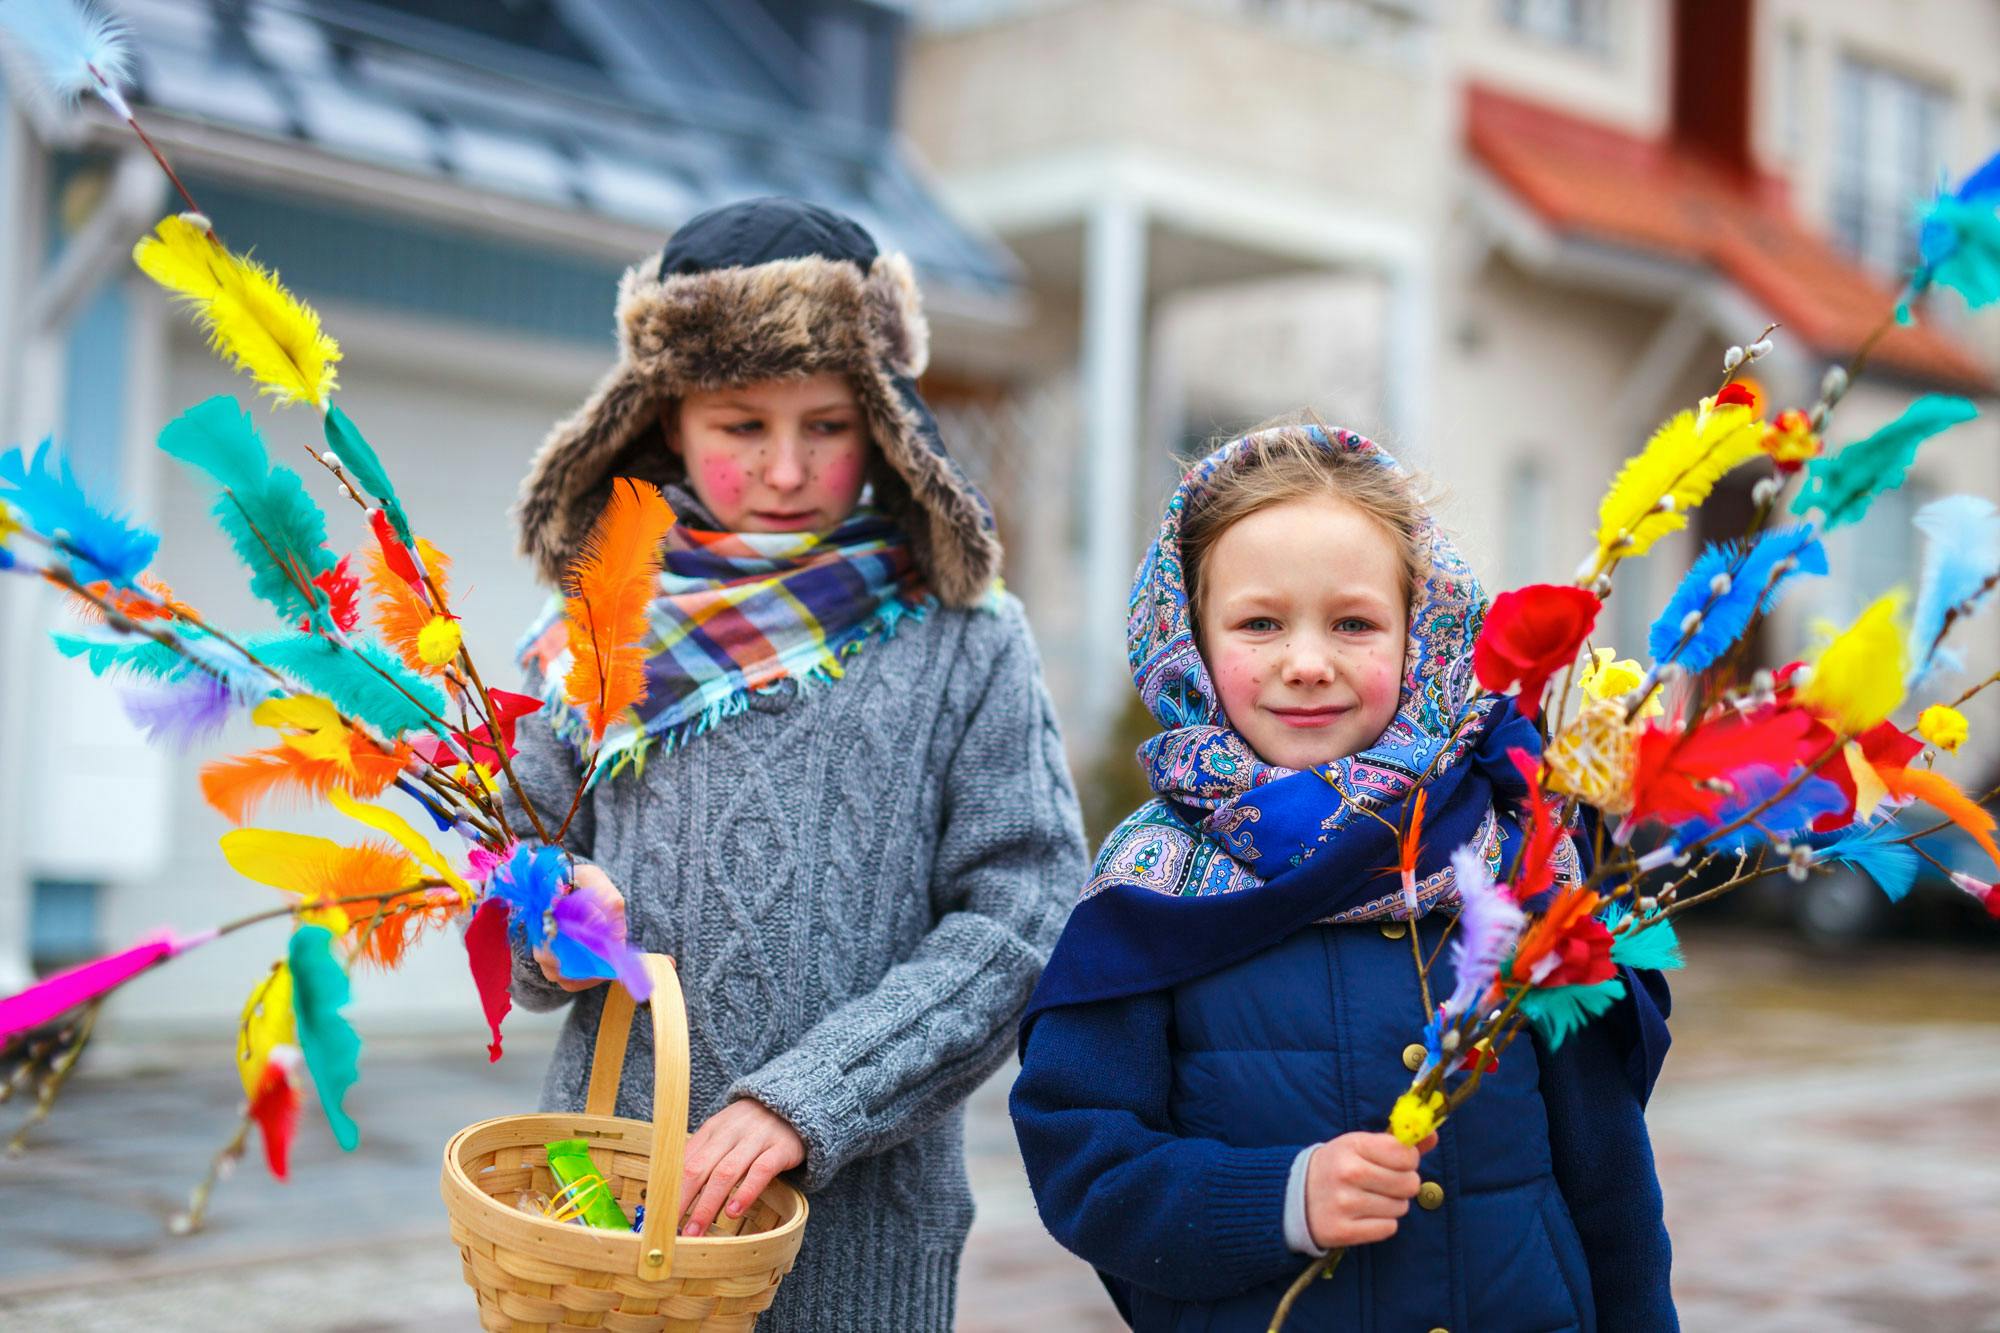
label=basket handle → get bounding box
[585,954,687,1281]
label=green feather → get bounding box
[159,397,337,627]
[1793,395,1979,531]
[288,924,362,1151]
[51,632,192,681]
[1518,977,1626,1050]
[251,631,446,737]
[323,407,411,545]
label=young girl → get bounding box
[1012,424,1674,1331]
[504,197,1087,1331]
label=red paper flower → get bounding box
[1713,382,1759,411]
[1474,585,1602,721]
[1538,916,1616,987]
[248,1050,302,1180]
[411,688,544,771]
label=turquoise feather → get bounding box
[1792,395,1979,531]
[323,407,412,545]
[1518,977,1626,1050]
[1820,820,1920,903]
[51,632,192,681]
[1606,914,1685,973]
[251,631,446,737]
[288,924,362,1151]
[158,397,337,628]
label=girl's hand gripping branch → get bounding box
[1305,1130,1436,1250]
[532,864,626,993]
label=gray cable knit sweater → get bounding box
[504,595,1086,1332]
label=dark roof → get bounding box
[106,0,1017,299]
[1467,83,1991,393]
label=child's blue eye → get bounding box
[808,419,856,436]
[722,421,763,437]
[1336,617,1375,634]
[1242,617,1280,633]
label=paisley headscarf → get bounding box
[1029,424,1572,1014]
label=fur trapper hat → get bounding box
[513,197,1002,605]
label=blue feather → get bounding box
[1818,819,1920,903]
[1954,148,2000,204]
[249,631,446,737]
[1910,495,2000,683]
[1670,766,1848,854]
[1518,977,1626,1050]
[1648,525,1826,673]
[1914,149,2000,307]
[158,398,338,628]
[0,0,134,116]
[0,441,157,586]
[484,844,569,949]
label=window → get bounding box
[1831,56,1953,275]
[1780,25,1807,164]
[29,879,102,971]
[1497,0,1609,53]
[1503,457,1552,589]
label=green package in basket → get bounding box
[543,1137,631,1231]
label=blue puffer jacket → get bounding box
[1012,916,1676,1332]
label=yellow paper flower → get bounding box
[1388,1089,1445,1146]
[417,616,462,668]
[1545,699,1638,814]
[1919,704,1969,754]
[1799,593,1908,736]
[1578,648,1663,719]
[0,499,19,548]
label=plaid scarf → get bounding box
[518,505,929,778]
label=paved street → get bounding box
[2,927,1998,1331]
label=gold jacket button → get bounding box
[1379,919,1408,940]
[1401,1043,1426,1071]
[1428,1327,1450,1333]
[1417,1181,1445,1211]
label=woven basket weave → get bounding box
[441,955,808,1331]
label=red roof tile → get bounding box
[1467,83,1992,393]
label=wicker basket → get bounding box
[441,955,808,1331]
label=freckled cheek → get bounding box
[813,452,865,503]
[1209,649,1266,719]
[697,456,748,509]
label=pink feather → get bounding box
[0,928,215,1040]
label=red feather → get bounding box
[369,508,426,597]
[248,1052,301,1180]
[562,479,677,741]
[464,898,514,1063]
[1628,707,1816,827]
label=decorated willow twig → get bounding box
[0,2,669,1227]
[1268,144,2000,1331]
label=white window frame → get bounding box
[1830,54,1954,275]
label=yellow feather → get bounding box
[1593,404,1762,567]
[134,214,341,408]
[253,694,352,767]
[235,963,295,1101]
[1800,592,1909,736]
[327,787,472,904]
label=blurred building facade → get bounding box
[904,0,2000,743]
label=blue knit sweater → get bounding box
[1012,919,1677,1332]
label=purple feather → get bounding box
[551,885,652,1001]
[117,673,233,751]
[1441,843,1525,1021]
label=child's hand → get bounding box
[1305,1130,1437,1250]
[678,1099,806,1236]
[532,864,625,992]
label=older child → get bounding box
[505,197,1087,1332]
[1012,424,1674,1331]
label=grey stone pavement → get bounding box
[2,928,1997,1332]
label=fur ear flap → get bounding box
[865,252,929,379]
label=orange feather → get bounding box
[200,736,410,824]
[1507,885,1603,983]
[1879,766,2000,875]
[364,537,451,675]
[562,479,676,741]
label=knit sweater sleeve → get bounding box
[1011,992,1306,1302]
[727,608,1087,1189]
[497,668,596,1015]
[1537,987,1679,1329]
